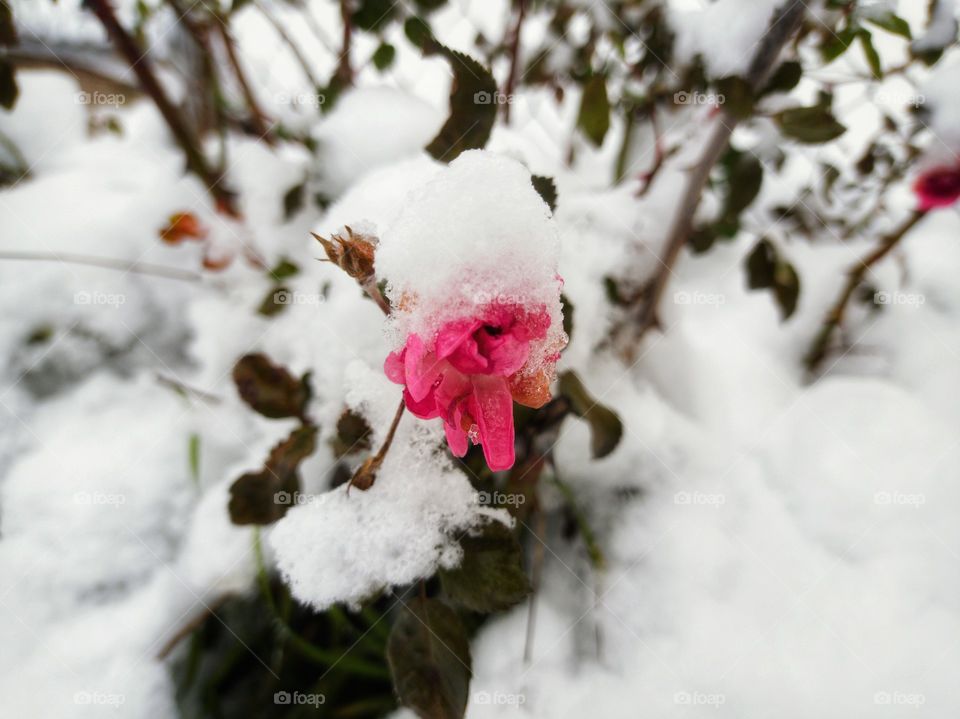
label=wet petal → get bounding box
[468,375,515,471]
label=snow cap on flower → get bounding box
[375,151,566,470]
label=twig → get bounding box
[156,373,222,403]
[0,250,203,282]
[85,0,239,215]
[156,595,230,659]
[522,507,545,665]
[165,0,228,168]
[503,0,526,123]
[805,209,926,372]
[617,1,808,349]
[214,19,275,145]
[336,0,353,85]
[349,399,405,491]
[549,464,605,570]
[254,0,324,89]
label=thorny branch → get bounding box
[616,1,808,352]
[86,0,239,215]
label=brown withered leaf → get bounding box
[331,409,372,458]
[228,425,318,525]
[159,212,207,245]
[232,353,311,421]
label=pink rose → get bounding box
[385,302,559,471]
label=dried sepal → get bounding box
[312,226,378,283]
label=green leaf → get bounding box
[858,29,883,79]
[232,353,312,420]
[744,238,800,320]
[558,371,623,459]
[425,48,497,162]
[760,60,802,96]
[0,60,17,111]
[387,598,472,719]
[773,260,801,320]
[531,174,557,213]
[1,0,16,46]
[746,238,777,289]
[866,12,912,39]
[723,151,764,218]
[821,25,858,62]
[228,425,318,525]
[576,74,610,147]
[404,16,433,50]
[440,520,530,613]
[268,257,299,282]
[188,433,201,486]
[775,103,846,144]
[413,0,447,11]
[352,0,398,32]
[688,226,717,255]
[282,181,305,221]
[372,42,396,71]
[715,75,754,119]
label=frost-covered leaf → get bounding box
[775,103,846,144]
[228,425,317,526]
[425,47,497,162]
[558,371,623,459]
[440,520,530,613]
[531,174,557,213]
[387,598,472,719]
[576,74,610,147]
[232,353,311,420]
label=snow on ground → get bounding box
[1,0,960,717]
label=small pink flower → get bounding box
[385,302,559,472]
[914,165,960,211]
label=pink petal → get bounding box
[468,375,516,471]
[478,331,530,375]
[384,349,405,385]
[437,320,488,374]
[434,369,471,419]
[444,421,469,457]
[403,335,442,403]
[403,388,439,419]
[435,319,482,359]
